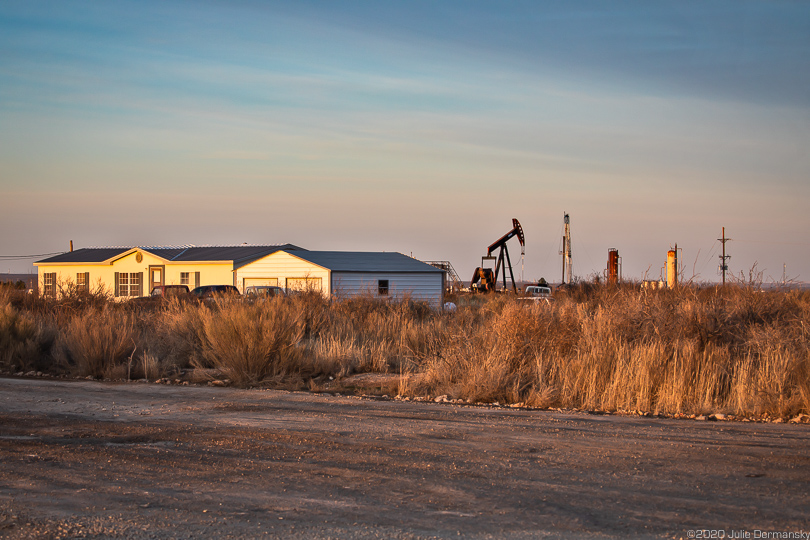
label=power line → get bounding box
[698,240,719,277]
[731,239,810,247]
[0,252,65,260]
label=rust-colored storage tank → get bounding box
[607,248,619,285]
[667,249,678,289]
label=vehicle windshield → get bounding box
[246,286,282,297]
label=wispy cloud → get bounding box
[1,1,808,279]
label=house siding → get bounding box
[234,251,331,295]
[331,272,443,307]
[36,250,234,299]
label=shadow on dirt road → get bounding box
[0,377,808,539]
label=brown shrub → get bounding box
[53,306,138,378]
[0,293,56,372]
[193,297,308,386]
[405,285,810,417]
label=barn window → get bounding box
[378,280,389,296]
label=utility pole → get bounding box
[718,227,731,285]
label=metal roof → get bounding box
[149,245,305,266]
[36,248,131,264]
[285,251,445,273]
[36,245,305,265]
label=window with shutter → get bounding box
[76,272,88,292]
[116,272,142,297]
[43,273,56,298]
[120,273,129,297]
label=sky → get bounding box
[1,1,809,284]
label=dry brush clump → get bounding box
[192,296,308,386]
[310,296,442,377]
[404,297,577,406]
[0,287,140,378]
[52,305,139,378]
[405,285,810,418]
[0,290,56,373]
[136,292,334,386]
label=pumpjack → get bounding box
[470,218,525,293]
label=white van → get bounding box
[522,285,552,302]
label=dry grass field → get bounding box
[1,283,808,419]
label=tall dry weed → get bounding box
[193,297,307,385]
[406,285,810,417]
[54,306,138,378]
[142,297,208,370]
[0,292,55,372]
[311,296,441,376]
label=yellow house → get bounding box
[34,244,303,299]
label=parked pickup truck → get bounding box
[521,285,553,302]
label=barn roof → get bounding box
[284,251,445,273]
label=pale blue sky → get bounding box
[1,1,809,283]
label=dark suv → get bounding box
[190,285,240,300]
[150,285,190,297]
[132,285,191,306]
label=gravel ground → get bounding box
[0,377,808,539]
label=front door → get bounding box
[149,266,164,294]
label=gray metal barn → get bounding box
[235,250,445,307]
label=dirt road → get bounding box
[0,377,808,539]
